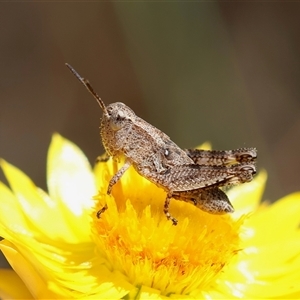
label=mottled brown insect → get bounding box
[66,64,257,225]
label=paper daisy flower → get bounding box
[0,134,299,299]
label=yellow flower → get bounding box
[0,134,299,299]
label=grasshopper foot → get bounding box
[164,193,178,225]
[96,204,108,219]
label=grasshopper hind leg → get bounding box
[173,188,234,215]
[195,188,234,214]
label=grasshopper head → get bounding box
[100,102,137,157]
[104,102,136,131]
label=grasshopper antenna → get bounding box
[65,63,108,115]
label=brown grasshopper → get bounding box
[66,64,257,225]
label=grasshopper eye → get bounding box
[116,111,125,121]
[107,106,113,115]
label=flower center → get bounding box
[92,162,242,296]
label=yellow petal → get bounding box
[196,142,211,150]
[0,268,33,299]
[244,192,300,246]
[47,133,96,212]
[214,191,300,299]
[0,160,58,238]
[47,133,97,241]
[229,170,267,219]
[0,160,84,243]
[137,285,165,299]
[256,192,300,235]
[0,181,32,239]
[0,240,59,299]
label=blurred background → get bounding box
[1,3,300,267]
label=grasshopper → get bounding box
[66,64,257,225]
